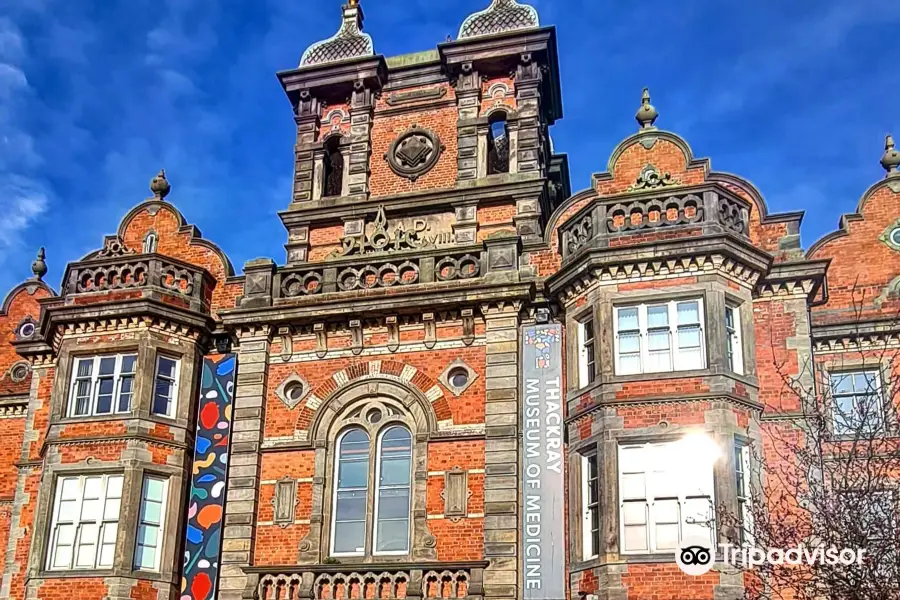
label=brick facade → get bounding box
[1,2,898,600]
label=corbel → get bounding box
[278,326,293,362]
[386,316,400,353]
[461,309,475,346]
[423,313,436,349]
[314,323,327,358]
[349,319,363,356]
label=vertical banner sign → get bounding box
[182,354,236,600]
[521,325,565,600]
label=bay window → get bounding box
[69,354,136,417]
[614,299,706,375]
[331,424,412,557]
[47,474,123,570]
[618,441,715,554]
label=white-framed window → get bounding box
[614,299,706,376]
[618,441,715,554]
[69,354,137,417]
[47,474,123,571]
[134,476,168,571]
[725,305,744,375]
[830,370,884,435]
[734,442,753,546]
[581,454,600,559]
[330,425,413,557]
[577,318,596,388]
[151,356,180,418]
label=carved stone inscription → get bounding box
[339,206,454,257]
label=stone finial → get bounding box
[636,87,658,130]
[150,169,171,198]
[881,134,900,178]
[31,247,47,281]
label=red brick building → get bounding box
[1,1,899,600]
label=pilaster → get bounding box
[455,63,482,182]
[480,302,522,600]
[513,53,544,176]
[347,82,374,197]
[291,91,322,205]
[218,327,272,600]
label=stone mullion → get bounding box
[481,304,521,600]
[218,329,272,600]
[291,93,322,205]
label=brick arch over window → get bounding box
[293,360,452,437]
[295,377,438,564]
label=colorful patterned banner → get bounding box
[182,354,236,600]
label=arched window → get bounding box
[332,428,370,555]
[323,136,344,197]
[487,113,510,175]
[374,426,412,554]
[329,423,412,557]
[143,231,158,254]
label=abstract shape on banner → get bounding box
[182,354,236,600]
[524,326,560,369]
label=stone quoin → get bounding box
[1,2,899,600]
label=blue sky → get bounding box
[1,0,898,295]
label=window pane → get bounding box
[333,521,365,554]
[622,502,646,526]
[56,524,76,545]
[655,500,679,524]
[619,355,641,375]
[647,305,668,328]
[375,519,410,553]
[677,347,703,371]
[677,327,702,349]
[647,330,670,351]
[58,499,78,522]
[380,458,411,486]
[618,307,639,331]
[117,376,133,413]
[725,307,735,329]
[96,378,114,414]
[103,497,121,521]
[74,381,92,416]
[107,476,123,498]
[98,357,116,376]
[377,488,410,520]
[53,540,73,569]
[137,524,159,547]
[656,523,679,550]
[620,473,645,500]
[831,374,853,395]
[335,490,367,521]
[677,301,700,325]
[618,332,641,354]
[624,525,648,552]
[157,357,177,379]
[120,355,137,374]
[338,459,369,489]
[152,380,174,416]
[683,498,713,540]
[144,478,165,503]
[134,545,156,570]
[75,359,94,378]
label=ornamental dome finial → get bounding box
[150,169,171,198]
[300,1,374,67]
[881,134,900,178]
[31,247,47,281]
[458,0,539,40]
[636,87,658,130]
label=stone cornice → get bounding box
[812,317,900,353]
[546,234,772,304]
[279,176,545,228]
[220,281,534,327]
[754,259,829,302]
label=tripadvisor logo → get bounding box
[676,537,715,576]
[675,537,868,576]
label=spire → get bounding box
[881,134,900,178]
[299,1,374,67]
[150,169,171,199]
[636,87,658,130]
[31,247,47,281]
[458,0,539,40]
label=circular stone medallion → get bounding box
[385,125,444,181]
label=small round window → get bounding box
[285,382,306,403]
[18,322,35,339]
[448,368,470,390]
[10,363,29,382]
[890,227,900,248]
[367,408,383,424]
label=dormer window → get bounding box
[487,114,510,175]
[142,231,158,254]
[323,136,344,198]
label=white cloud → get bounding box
[0,63,28,97]
[0,174,48,264]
